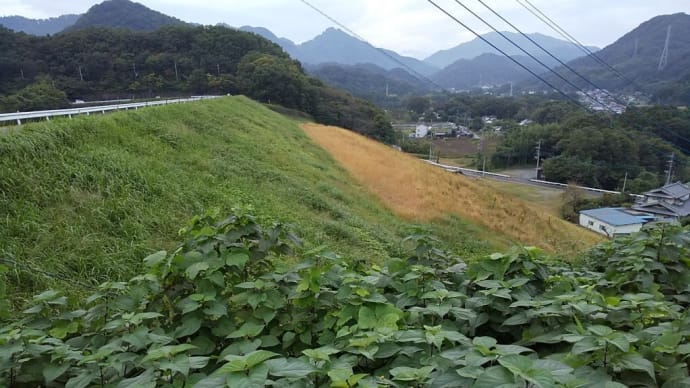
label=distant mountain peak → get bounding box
[0,14,80,35]
[67,0,187,32]
[424,31,598,69]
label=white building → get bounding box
[579,207,655,238]
[414,124,429,138]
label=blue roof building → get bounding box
[579,207,655,238]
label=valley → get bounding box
[2,1,690,386]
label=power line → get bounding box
[449,0,616,113]
[297,0,447,92]
[425,0,589,113]
[515,0,638,88]
[474,0,627,107]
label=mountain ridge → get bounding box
[424,31,599,69]
[66,0,187,32]
[0,14,80,35]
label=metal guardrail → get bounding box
[424,160,512,178]
[0,96,221,125]
[529,179,644,198]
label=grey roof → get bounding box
[645,182,690,199]
[580,207,654,226]
[633,199,690,218]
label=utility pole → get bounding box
[622,172,628,193]
[217,63,220,76]
[133,63,138,79]
[658,25,671,71]
[535,140,542,179]
[478,134,485,175]
[666,153,675,185]
[174,60,179,81]
[78,65,84,82]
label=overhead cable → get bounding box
[426,0,590,113]
[449,0,616,113]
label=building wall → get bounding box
[579,214,643,237]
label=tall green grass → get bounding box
[0,96,491,304]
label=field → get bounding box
[0,97,498,304]
[301,123,602,254]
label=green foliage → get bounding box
[0,76,70,112]
[0,25,391,140]
[0,97,486,306]
[2,210,690,387]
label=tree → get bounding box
[0,76,69,112]
[406,95,430,116]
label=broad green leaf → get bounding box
[473,336,497,351]
[617,353,656,381]
[472,366,517,388]
[225,363,270,388]
[143,344,197,362]
[224,250,249,269]
[175,315,202,338]
[65,372,96,388]
[43,362,70,383]
[605,333,630,353]
[186,262,210,280]
[143,251,167,267]
[227,321,265,339]
[390,366,434,382]
[49,321,79,339]
[266,357,318,377]
[588,325,613,337]
[221,350,278,372]
[117,369,156,388]
[302,345,339,362]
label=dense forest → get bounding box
[0,25,394,141]
[399,93,690,191]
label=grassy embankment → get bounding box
[301,123,602,253]
[0,96,494,304]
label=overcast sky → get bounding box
[2,0,689,59]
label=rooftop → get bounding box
[645,182,690,199]
[580,207,655,226]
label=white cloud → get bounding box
[1,0,688,58]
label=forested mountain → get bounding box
[536,13,690,104]
[431,53,542,90]
[241,26,438,77]
[0,25,393,141]
[306,63,433,104]
[67,0,187,32]
[0,14,79,35]
[238,26,300,58]
[424,31,598,69]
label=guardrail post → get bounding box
[16,119,21,125]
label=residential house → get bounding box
[579,207,655,237]
[632,182,690,220]
[413,124,429,138]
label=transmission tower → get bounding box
[658,25,671,71]
[632,38,638,58]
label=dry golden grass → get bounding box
[301,123,603,254]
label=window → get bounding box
[588,221,594,227]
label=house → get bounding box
[632,182,690,220]
[519,119,533,126]
[579,207,655,238]
[414,124,429,138]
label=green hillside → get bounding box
[0,96,490,304]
